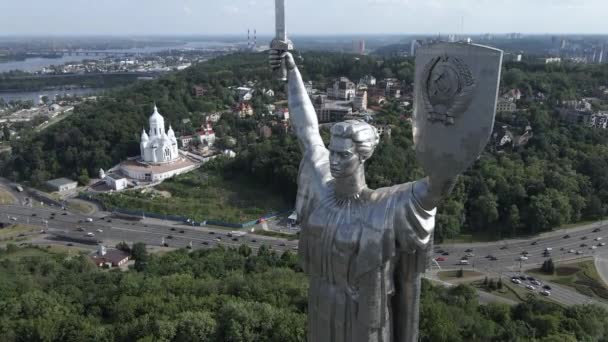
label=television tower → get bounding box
[254,29,257,50]
[247,29,251,50]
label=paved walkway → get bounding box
[595,252,608,287]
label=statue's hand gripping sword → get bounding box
[270,0,294,81]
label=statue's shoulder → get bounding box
[369,182,415,201]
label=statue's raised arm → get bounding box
[269,50,325,153]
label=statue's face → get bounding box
[329,136,362,178]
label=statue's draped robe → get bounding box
[297,146,436,342]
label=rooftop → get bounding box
[46,177,77,187]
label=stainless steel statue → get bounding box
[270,15,502,342]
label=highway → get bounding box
[0,204,299,253]
[2,196,608,307]
[434,224,608,307]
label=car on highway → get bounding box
[9,216,17,221]
[31,213,37,217]
[581,243,588,247]
[251,239,257,243]
[490,256,498,261]
[531,280,542,286]
[62,212,67,216]
[465,253,475,257]
[526,276,535,281]
[85,218,93,222]
[163,242,169,247]
[593,228,602,233]
[167,235,173,239]
[86,232,95,237]
[563,234,571,239]
[170,228,176,231]
[519,275,527,280]
[581,236,588,240]
[540,290,551,296]
[459,259,469,265]
[465,248,473,253]
[543,285,552,290]
[545,247,553,251]
[500,246,508,250]
[106,219,112,223]
[436,249,445,254]
[595,237,603,241]
[600,243,606,246]
[179,230,185,234]
[435,257,446,262]
[519,256,529,261]
[531,241,538,245]
[576,250,583,255]
[591,246,598,250]
[67,243,73,246]
[442,252,450,256]
[209,231,215,235]
[511,278,522,284]
[521,251,529,255]
[232,238,239,242]
[96,229,103,233]
[202,241,209,245]
[526,285,536,291]
[569,249,576,253]
[215,238,221,242]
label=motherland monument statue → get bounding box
[269,2,503,341]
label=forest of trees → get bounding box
[2,51,608,240]
[0,244,607,341]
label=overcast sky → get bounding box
[1,0,607,36]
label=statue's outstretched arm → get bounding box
[412,175,458,211]
[269,50,324,153]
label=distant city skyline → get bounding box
[1,0,607,36]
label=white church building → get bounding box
[118,105,198,183]
[140,105,179,163]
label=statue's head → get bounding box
[329,120,379,179]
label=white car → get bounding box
[591,245,598,250]
[600,243,606,247]
[595,237,603,241]
[459,259,469,265]
[9,216,17,221]
[519,256,529,261]
[511,278,522,284]
[540,290,551,296]
[569,249,576,253]
[576,250,583,255]
[96,229,103,233]
[545,247,553,251]
[86,232,95,237]
[526,285,536,291]
[531,280,542,286]
[85,218,93,222]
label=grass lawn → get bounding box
[438,270,485,281]
[67,200,95,214]
[0,224,39,241]
[0,188,16,204]
[530,260,608,301]
[97,169,291,224]
[0,245,84,261]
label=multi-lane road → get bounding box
[433,223,608,307]
[2,197,608,307]
[0,204,299,253]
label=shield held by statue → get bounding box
[413,42,503,178]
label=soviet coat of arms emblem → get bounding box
[422,55,476,125]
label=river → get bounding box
[0,88,105,104]
[0,40,239,73]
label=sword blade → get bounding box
[275,0,286,41]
